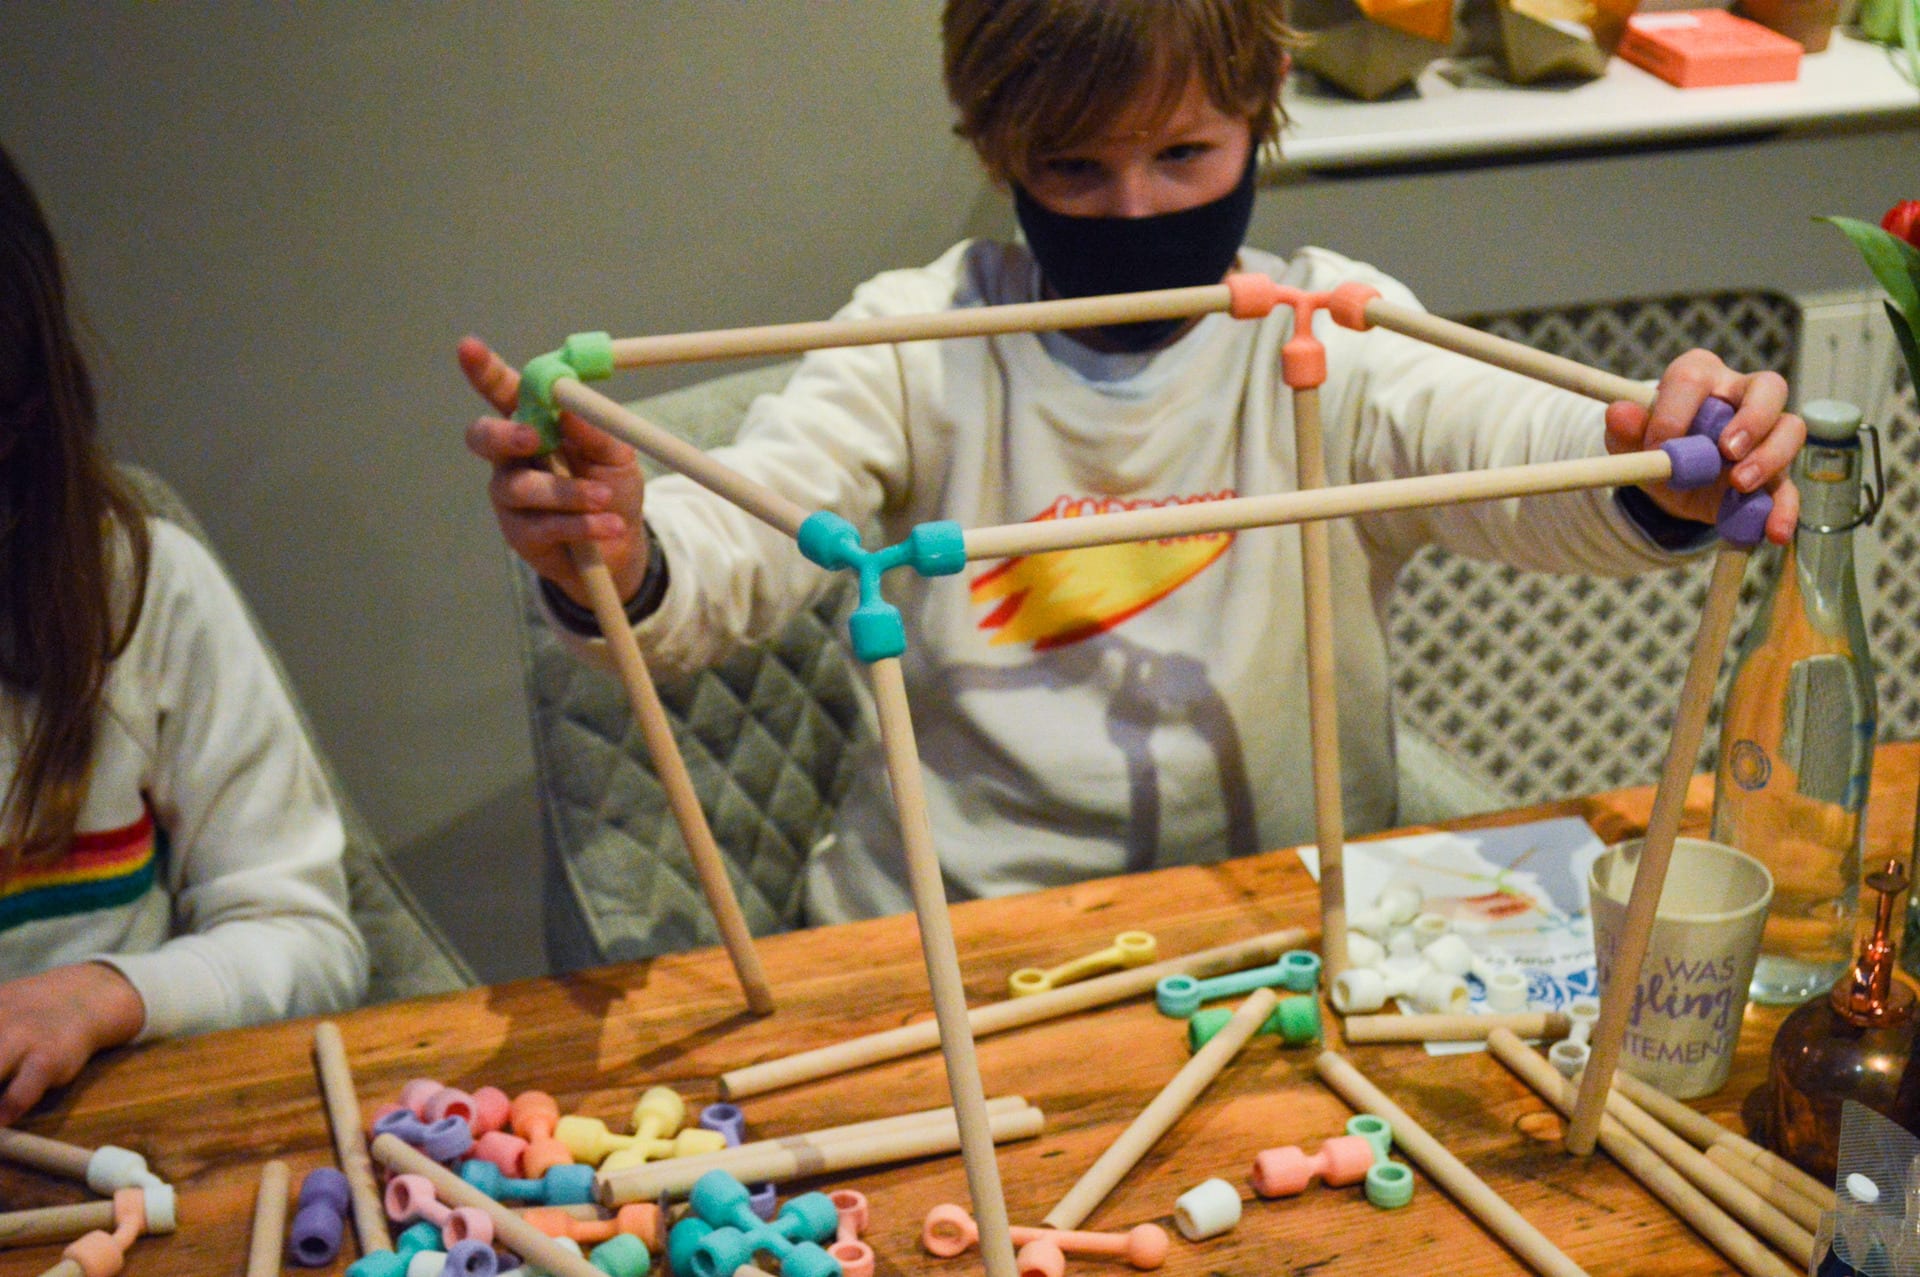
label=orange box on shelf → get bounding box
[1617,9,1803,86]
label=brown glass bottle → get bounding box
[1766,859,1915,1182]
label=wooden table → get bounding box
[6,745,1914,1276]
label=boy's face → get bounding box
[1022,73,1253,220]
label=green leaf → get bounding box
[1818,215,1920,331]
[1888,299,1920,399]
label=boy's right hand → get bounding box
[459,336,650,607]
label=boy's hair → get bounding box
[943,0,1294,185]
[0,145,150,870]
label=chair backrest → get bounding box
[119,465,476,1003]
[516,366,870,968]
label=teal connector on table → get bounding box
[513,331,615,453]
[796,512,966,662]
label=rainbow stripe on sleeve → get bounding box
[0,807,158,933]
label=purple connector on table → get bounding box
[288,1167,350,1266]
[699,1102,776,1220]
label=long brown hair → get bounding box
[0,145,150,869]
[943,0,1295,186]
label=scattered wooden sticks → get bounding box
[1341,1011,1573,1044]
[370,1134,603,1277]
[1315,1049,1590,1277]
[246,1161,291,1277]
[312,1021,392,1255]
[717,927,1311,1099]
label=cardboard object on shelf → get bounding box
[1616,9,1804,85]
[1292,0,1455,99]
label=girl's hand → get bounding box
[1605,348,1804,546]
[0,962,144,1125]
[459,337,650,606]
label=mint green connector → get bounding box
[513,331,615,454]
[1186,994,1321,1052]
[795,511,966,662]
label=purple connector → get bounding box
[372,1109,474,1162]
[699,1103,775,1220]
[288,1168,350,1266]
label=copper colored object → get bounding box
[1764,859,1917,1182]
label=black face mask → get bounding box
[1013,152,1258,353]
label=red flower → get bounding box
[1884,200,1920,248]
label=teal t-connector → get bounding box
[513,330,615,453]
[795,512,966,662]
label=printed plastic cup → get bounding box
[1588,837,1773,1099]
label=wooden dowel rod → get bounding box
[866,656,1017,1277]
[1609,1070,1834,1212]
[247,1160,291,1277]
[552,378,811,537]
[1043,988,1280,1231]
[1358,299,1652,408]
[1341,1011,1573,1044]
[0,1129,95,1182]
[1584,1074,1814,1264]
[34,1259,82,1277]
[1486,1030,1799,1277]
[469,353,778,1016]
[1705,1146,1827,1233]
[606,283,1237,369]
[547,456,775,1016]
[312,1021,391,1255]
[0,1202,117,1250]
[960,452,1674,562]
[1294,386,1349,983]
[599,1105,1046,1203]
[371,1134,604,1277]
[1314,1049,1588,1277]
[718,926,1310,1100]
[601,1097,1031,1193]
[1565,547,1750,1156]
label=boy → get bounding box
[464,0,1803,926]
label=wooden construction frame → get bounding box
[497,271,1767,1273]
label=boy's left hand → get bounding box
[1605,349,1804,546]
[0,962,145,1125]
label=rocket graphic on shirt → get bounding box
[971,492,1237,650]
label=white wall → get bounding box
[3,5,1911,979]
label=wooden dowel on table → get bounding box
[1609,1069,1834,1212]
[247,1160,291,1277]
[371,1134,604,1277]
[718,925,1310,1100]
[0,1202,117,1250]
[604,283,1239,369]
[1564,547,1751,1156]
[1315,1049,1589,1277]
[1486,1030,1798,1277]
[960,452,1675,562]
[1043,988,1280,1231]
[471,348,776,1013]
[1341,1011,1573,1044]
[312,1021,391,1255]
[866,656,1017,1277]
[600,1103,1046,1203]
[1705,1147,1826,1233]
[1293,385,1349,982]
[0,1130,93,1182]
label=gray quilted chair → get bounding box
[121,465,476,1004]
[518,289,1915,963]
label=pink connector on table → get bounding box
[42,1188,145,1277]
[1250,1134,1376,1198]
[523,1202,665,1252]
[922,1204,1169,1270]
[396,1080,511,1134]
[383,1173,496,1246]
[828,1189,875,1277]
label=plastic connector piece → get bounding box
[1365,1161,1415,1209]
[1173,1177,1242,1241]
[1325,282,1381,331]
[514,352,576,455]
[1346,1114,1394,1164]
[907,520,967,576]
[797,512,969,663]
[562,331,615,382]
[1155,949,1321,1017]
[1251,1134,1376,1198]
[1186,994,1320,1051]
[1225,272,1285,320]
[290,1168,351,1266]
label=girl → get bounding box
[0,146,366,1124]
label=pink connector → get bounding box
[829,1189,875,1277]
[1221,275,1387,389]
[470,1127,530,1176]
[55,1188,145,1277]
[922,1204,1169,1270]
[1250,1134,1376,1198]
[383,1172,496,1246]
